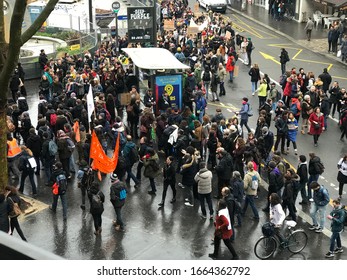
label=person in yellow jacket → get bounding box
[241,162,261,220]
[255,79,268,109]
[7,133,21,180]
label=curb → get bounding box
[227,6,347,68]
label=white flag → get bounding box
[87,84,95,122]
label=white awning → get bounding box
[122,48,190,70]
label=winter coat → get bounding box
[286,117,298,142]
[269,167,283,192]
[143,153,161,179]
[215,153,233,180]
[308,112,324,135]
[230,178,244,203]
[275,117,288,135]
[256,82,268,97]
[279,50,290,64]
[244,170,261,195]
[214,212,232,239]
[301,100,313,119]
[313,186,329,206]
[181,156,198,187]
[319,97,330,116]
[57,137,73,160]
[330,206,345,233]
[123,141,136,165]
[329,85,340,104]
[26,134,42,157]
[337,158,347,183]
[248,67,261,82]
[297,162,308,183]
[239,103,250,121]
[195,168,213,194]
[163,163,176,184]
[110,180,127,208]
[308,156,323,175]
[0,197,9,233]
[225,55,235,72]
[87,188,105,214]
[282,179,295,204]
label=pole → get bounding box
[88,0,94,32]
[115,13,119,56]
[152,0,157,47]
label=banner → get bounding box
[90,131,119,174]
[155,75,182,112]
[87,85,95,123]
[127,7,154,43]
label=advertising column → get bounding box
[155,75,183,113]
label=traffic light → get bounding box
[110,26,116,39]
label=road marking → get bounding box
[259,51,281,65]
[227,109,232,112]
[232,15,264,39]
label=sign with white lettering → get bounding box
[127,7,153,43]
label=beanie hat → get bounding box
[268,161,276,169]
[110,173,118,181]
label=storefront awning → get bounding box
[322,0,347,6]
[122,48,190,70]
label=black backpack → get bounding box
[56,174,67,195]
[316,161,325,174]
[129,146,139,165]
[202,71,211,82]
[91,191,103,213]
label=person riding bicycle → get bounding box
[270,193,286,243]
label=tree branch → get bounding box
[21,0,60,44]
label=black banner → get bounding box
[127,7,153,43]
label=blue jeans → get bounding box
[126,165,139,185]
[240,118,251,135]
[324,114,328,129]
[229,71,234,81]
[197,109,205,123]
[330,231,342,252]
[307,174,319,199]
[251,81,258,93]
[114,206,124,228]
[199,193,214,216]
[52,193,67,219]
[310,203,327,229]
[242,195,259,218]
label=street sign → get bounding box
[70,44,80,51]
[112,1,120,13]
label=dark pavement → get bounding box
[8,2,347,260]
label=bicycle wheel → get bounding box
[287,230,308,253]
[254,236,277,260]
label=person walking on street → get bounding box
[208,200,239,260]
[308,152,324,201]
[297,155,309,205]
[49,162,68,220]
[18,146,37,196]
[242,162,261,220]
[309,182,330,233]
[123,135,140,188]
[5,186,27,241]
[236,97,252,136]
[304,17,314,41]
[308,107,325,147]
[0,193,9,234]
[279,48,290,74]
[77,160,93,210]
[159,156,176,207]
[110,173,127,232]
[274,111,289,155]
[215,148,233,199]
[195,162,214,219]
[325,199,345,258]
[328,26,334,53]
[249,64,261,95]
[230,171,244,227]
[246,38,254,66]
[217,63,227,97]
[87,182,105,235]
[337,155,347,200]
[143,148,161,195]
[225,52,235,83]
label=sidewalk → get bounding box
[227,1,346,66]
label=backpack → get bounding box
[48,140,58,156]
[342,206,347,228]
[56,174,67,195]
[91,192,103,212]
[50,113,57,126]
[290,103,298,115]
[251,175,259,190]
[119,187,127,200]
[214,74,220,84]
[316,161,325,174]
[81,169,94,188]
[231,56,236,66]
[247,103,253,117]
[129,146,139,165]
[18,98,28,112]
[202,71,211,82]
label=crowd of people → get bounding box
[2,0,347,259]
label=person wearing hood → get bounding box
[282,168,300,221]
[297,155,309,205]
[195,162,213,219]
[18,145,37,196]
[325,199,345,258]
[88,182,105,235]
[209,200,239,260]
[308,107,324,147]
[57,129,74,179]
[26,128,42,176]
[143,148,161,195]
[54,109,68,133]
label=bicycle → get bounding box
[254,220,308,260]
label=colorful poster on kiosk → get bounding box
[155,75,182,112]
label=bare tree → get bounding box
[0,0,60,191]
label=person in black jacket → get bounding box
[222,187,237,240]
[230,171,244,227]
[318,92,330,130]
[215,148,233,199]
[5,186,26,241]
[308,152,323,201]
[297,155,309,205]
[110,173,127,231]
[38,49,48,73]
[279,48,290,75]
[26,128,42,176]
[263,161,283,212]
[159,156,177,207]
[88,182,105,235]
[136,136,149,182]
[0,193,9,233]
[18,146,37,196]
[318,68,332,93]
[274,111,288,155]
[328,81,340,118]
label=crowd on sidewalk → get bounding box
[2,0,347,259]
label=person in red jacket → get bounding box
[225,53,235,83]
[308,107,325,147]
[209,200,239,260]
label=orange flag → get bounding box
[73,121,81,143]
[90,131,119,174]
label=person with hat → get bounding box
[87,182,105,235]
[110,173,127,231]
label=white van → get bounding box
[197,0,227,13]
